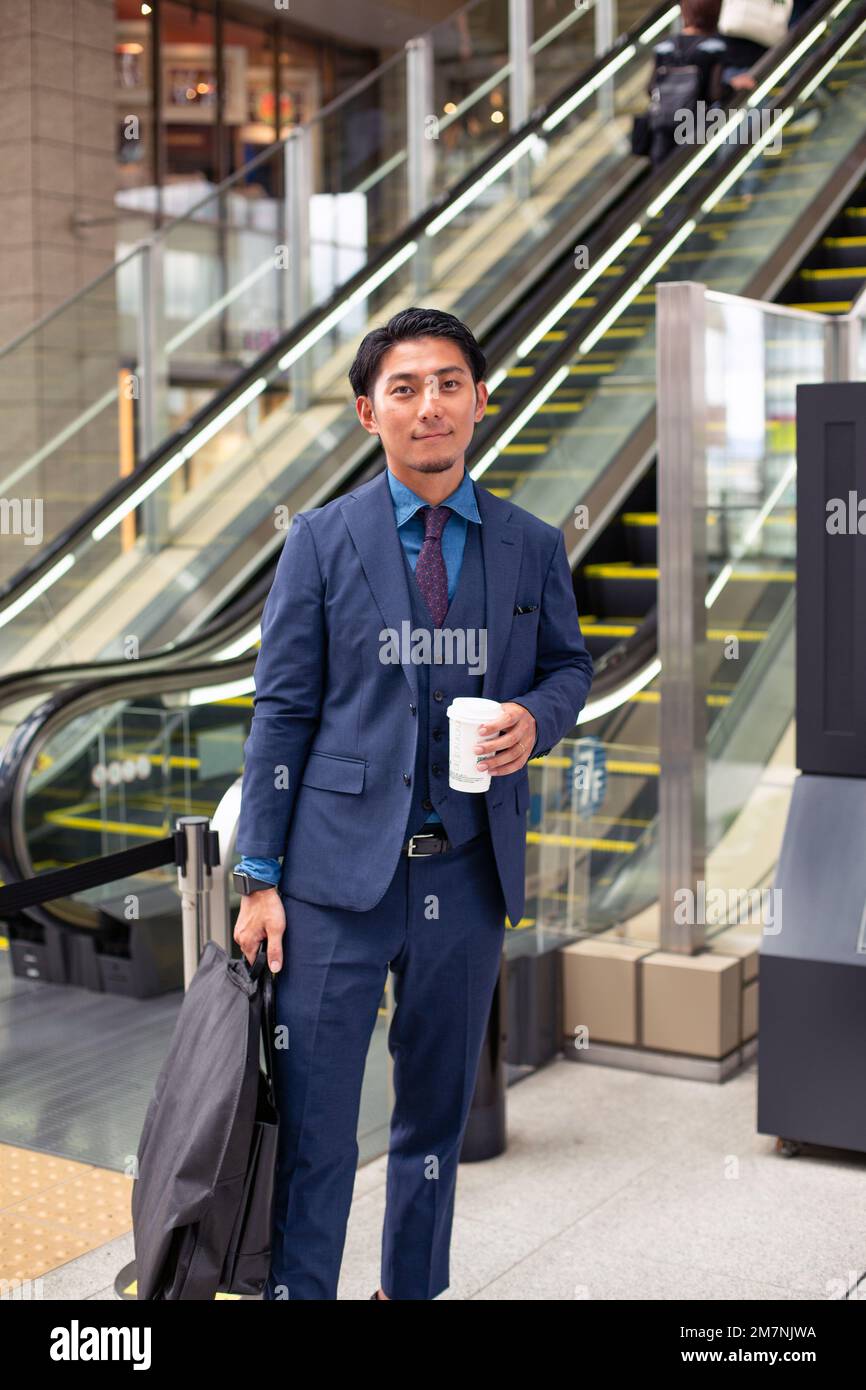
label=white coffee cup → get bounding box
[445,697,505,793]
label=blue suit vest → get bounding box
[403,517,491,846]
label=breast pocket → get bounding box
[512,603,540,637]
[300,751,366,794]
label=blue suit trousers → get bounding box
[262,828,506,1300]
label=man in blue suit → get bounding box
[233,307,593,1300]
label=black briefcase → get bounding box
[132,940,278,1299]
[218,947,278,1295]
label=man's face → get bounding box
[355,335,488,476]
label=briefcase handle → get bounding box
[247,942,277,1108]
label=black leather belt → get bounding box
[401,825,451,857]
[401,825,487,857]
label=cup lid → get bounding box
[446,697,503,721]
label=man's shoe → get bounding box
[370,1290,378,1300]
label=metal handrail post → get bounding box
[656,281,708,954]
[176,815,213,988]
[509,0,534,201]
[283,127,313,410]
[406,35,435,296]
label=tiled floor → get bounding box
[8,1054,866,1301]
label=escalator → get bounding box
[0,0,840,731]
[2,0,864,962]
[0,0,680,685]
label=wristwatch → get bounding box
[233,869,278,895]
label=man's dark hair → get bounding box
[348,306,487,399]
[681,0,721,31]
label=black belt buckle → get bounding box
[407,831,447,857]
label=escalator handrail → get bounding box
[467,0,860,476]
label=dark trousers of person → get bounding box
[262,827,507,1300]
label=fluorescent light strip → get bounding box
[278,242,418,369]
[2,384,118,494]
[579,219,696,354]
[517,222,642,357]
[213,626,261,660]
[578,657,661,722]
[0,553,75,631]
[542,45,636,133]
[355,148,405,197]
[91,449,184,542]
[91,376,267,542]
[705,460,795,609]
[188,676,254,706]
[747,24,827,106]
[439,62,512,134]
[640,6,680,44]
[424,138,536,237]
[700,107,794,214]
[647,111,747,217]
[166,258,277,355]
[471,365,570,478]
[799,14,866,100]
[530,3,587,58]
[486,367,507,395]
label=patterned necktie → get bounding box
[415,505,453,627]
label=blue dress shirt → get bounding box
[236,466,483,887]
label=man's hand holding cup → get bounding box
[473,701,537,775]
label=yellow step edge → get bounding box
[526,831,635,853]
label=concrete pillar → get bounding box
[0,0,119,592]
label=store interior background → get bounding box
[0,0,516,347]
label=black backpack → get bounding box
[648,36,702,134]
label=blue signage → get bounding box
[572,737,607,820]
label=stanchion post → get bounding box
[176,815,215,990]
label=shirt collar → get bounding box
[386,465,481,528]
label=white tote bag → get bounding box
[718,0,793,47]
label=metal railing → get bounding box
[656,278,866,953]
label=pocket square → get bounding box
[513,603,539,615]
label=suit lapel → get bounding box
[340,468,523,703]
[475,480,523,698]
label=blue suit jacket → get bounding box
[235,468,594,928]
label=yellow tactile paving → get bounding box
[0,1145,132,1284]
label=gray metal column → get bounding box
[656,281,708,954]
[595,0,617,121]
[830,310,859,382]
[176,815,214,989]
[283,126,313,409]
[509,0,534,201]
[406,35,435,295]
[138,240,170,551]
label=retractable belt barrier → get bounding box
[0,824,220,914]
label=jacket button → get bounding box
[433,689,444,702]
[409,704,416,715]
[403,772,411,785]
[422,798,433,811]
[432,728,442,741]
[432,764,441,776]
